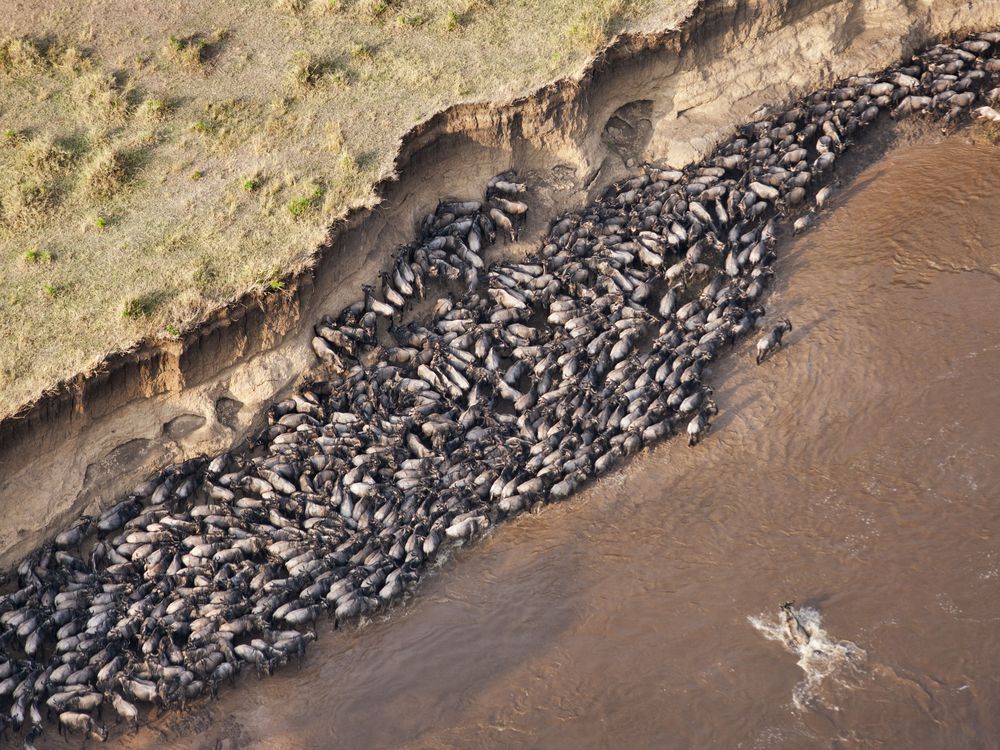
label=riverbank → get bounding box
[2,0,997,573]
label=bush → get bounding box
[72,70,129,129]
[19,136,73,176]
[192,256,219,293]
[139,97,169,121]
[397,13,427,28]
[166,34,207,68]
[288,51,334,90]
[0,37,45,75]
[364,1,390,19]
[350,43,374,61]
[287,182,324,217]
[274,0,307,12]
[22,248,52,264]
[3,179,55,226]
[252,265,286,291]
[81,146,127,198]
[122,294,158,319]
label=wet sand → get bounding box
[64,135,1000,750]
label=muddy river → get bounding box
[51,135,998,749]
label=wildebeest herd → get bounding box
[1,32,998,747]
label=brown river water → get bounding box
[42,135,1000,749]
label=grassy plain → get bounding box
[0,0,689,416]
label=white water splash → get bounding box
[749,604,867,710]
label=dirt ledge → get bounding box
[1,0,998,566]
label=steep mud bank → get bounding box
[1,0,998,566]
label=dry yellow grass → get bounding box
[0,0,690,416]
[970,118,1000,146]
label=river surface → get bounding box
[47,136,1000,749]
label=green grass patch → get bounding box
[286,181,324,217]
[252,264,287,291]
[363,0,391,20]
[397,13,428,27]
[22,248,53,264]
[122,294,160,319]
[139,97,169,121]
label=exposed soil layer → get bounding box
[2,0,999,568]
